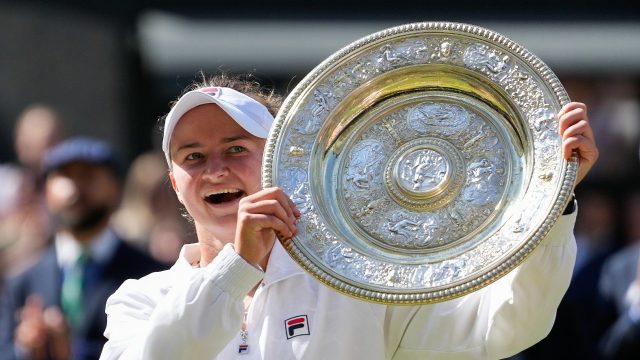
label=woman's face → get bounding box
[169,104,265,241]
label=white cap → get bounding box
[162,86,274,165]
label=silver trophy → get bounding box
[263,22,577,304]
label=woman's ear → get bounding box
[168,172,184,204]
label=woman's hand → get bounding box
[234,187,300,269]
[558,102,599,186]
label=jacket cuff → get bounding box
[541,207,577,247]
[203,244,264,300]
[562,194,577,215]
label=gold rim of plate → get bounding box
[263,22,578,305]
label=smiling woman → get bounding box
[99,73,597,360]
[168,103,268,253]
[157,75,287,269]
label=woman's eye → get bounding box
[186,152,203,160]
[228,146,246,154]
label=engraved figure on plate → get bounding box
[280,167,312,214]
[411,265,432,286]
[388,213,421,240]
[350,60,378,82]
[463,44,512,81]
[399,149,447,192]
[325,244,348,270]
[354,198,388,227]
[439,41,452,58]
[381,211,440,248]
[345,139,385,191]
[377,40,428,70]
[432,40,453,61]
[462,158,499,206]
[407,103,469,135]
[430,38,462,63]
[294,86,335,135]
[531,108,560,162]
[431,260,463,284]
[419,213,440,246]
[294,112,323,135]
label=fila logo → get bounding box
[199,87,221,97]
[285,315,310,339]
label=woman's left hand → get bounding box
[558,102,599,186]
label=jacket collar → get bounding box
[171,241,305,286]
[262,240,305,286]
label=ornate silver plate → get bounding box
[263,22,578,304]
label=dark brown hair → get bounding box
[172,73,281,117]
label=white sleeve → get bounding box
[392,211,577,359]
[99,244,264,360]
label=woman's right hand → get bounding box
[234,187,300,269]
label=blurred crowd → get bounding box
[0,103,199,360]
[0,104,196,280]
[0,75,638,359]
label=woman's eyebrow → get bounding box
[174,135,251,153]
[175,142,202,152]
[220,135,251,143]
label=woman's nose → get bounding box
[203,158,229,178]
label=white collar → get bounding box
[172,241,305,284]
[54,228,119,268]
[262,240,305,285]
[174,243,202,269]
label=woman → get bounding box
[100,75,598,360]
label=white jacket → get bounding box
[100,212,576,360]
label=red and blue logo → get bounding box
[200,87,221,97]
[285,315,310,339]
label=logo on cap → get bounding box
[284,315,310,339]
[200,87,221,97]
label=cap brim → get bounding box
[162,92,269,158]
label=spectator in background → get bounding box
[112,151,168,244]
[13,104,63,177]
[0,104,65,279]
[0,165,51,278]
[112,151,196,265]
[0,137,165,360]
[597,191,640,359]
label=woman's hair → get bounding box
[186,73,282,116]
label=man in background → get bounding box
[1,104,64,278]
[0,137,165,360]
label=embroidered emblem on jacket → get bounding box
[285,315,310,339]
